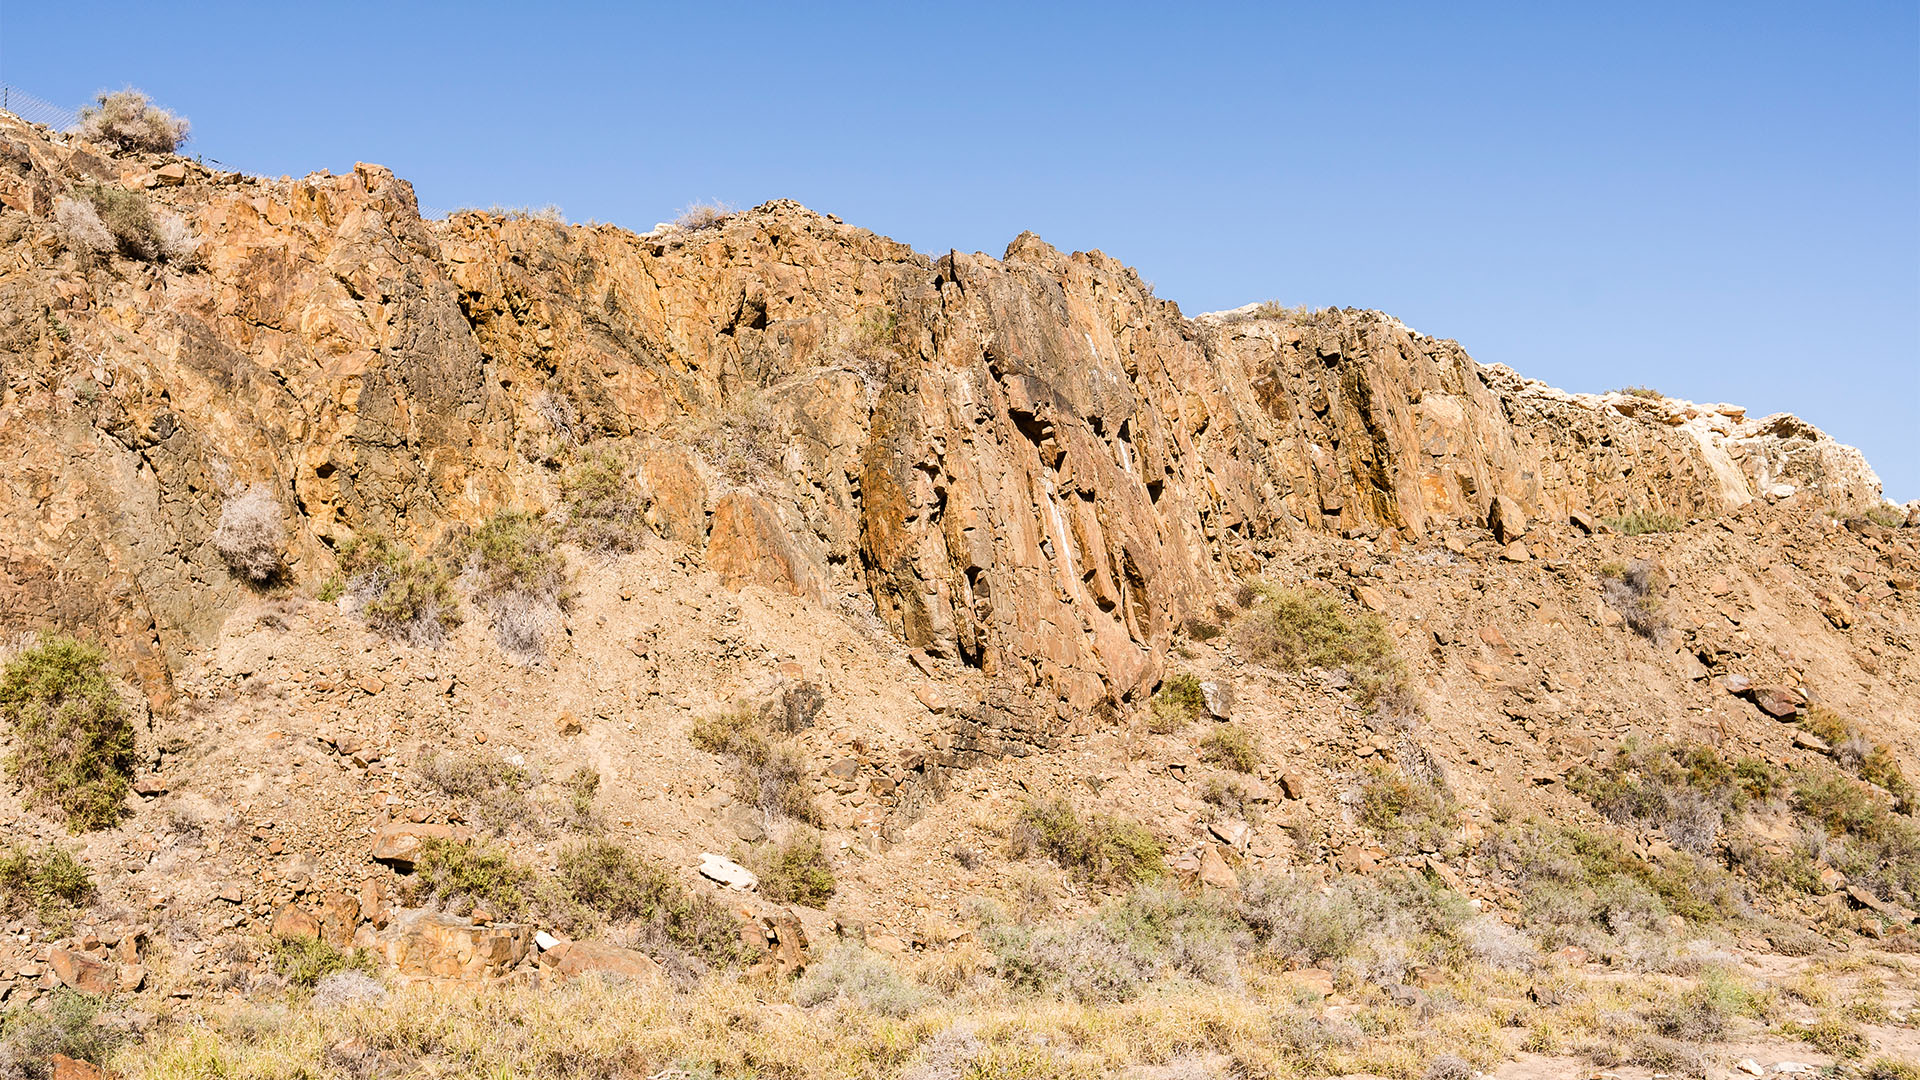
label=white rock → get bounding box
[698,852,759,891]
[534,931,560,951]
[1734,1060,1763,1077]
[1771,1065,1814,1076]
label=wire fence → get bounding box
[0,85,80,133]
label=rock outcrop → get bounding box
[0,110,1890,723]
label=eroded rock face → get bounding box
[0,112,1889,718]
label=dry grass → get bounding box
[1233,584,1410,712]
[77,88,189,153]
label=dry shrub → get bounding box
[793,943,929,1016]
[451,512,569,665]
[553,837,746,968]
[1359,763,1458,853]
[689,706,819,824]
[673,201,734,231]
[0,844,93,934]
[1233,584,1408,711]
[0,636,136,831]
[1598,559,1668,641]
[1604,509,1685,535]
[745,832,835,906]
[212,485,286,583]
[53,195,113,254]
[77,89,189,153]
[562,448,646,554]
[417,749,536,831]
[335,534,460,646]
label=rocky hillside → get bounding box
[0,107,1917,1079]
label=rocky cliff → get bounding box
[0,110,1889,720]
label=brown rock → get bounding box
[371,823,470,869]
[272,903,322,941]
[542,939,660,981]
[1746,684,1804,719]
[1197,845,1238,891]
[707,491,826,601]
[1487,495,1528,543]
[1278,773,1307,800]
[51,1056,107,1080]
[377,910,532,979]
[47,948,115,995]
[555,711,582,736]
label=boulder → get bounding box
[376,910,532,979]
[371,823,471,869]
[540,939,660,981]
[1745,685,1804,719]
[1487,495,1528,543]
[1198,679,1233,720]
[698,853,758,891]
[47,948,116,995]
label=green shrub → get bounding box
[749,833,836,907]
[1200,724,1259,773]
[0,845,93,932]
[1603,510,1686,536]
[0,636,136,831]
[405,837,534,917]
[1013,798,1164,889]
[554,838,746,966]
[336,534,460,646]
[269,935,374,988]
[1233,585,1408,711]
[1781,1015,1868,1059]
[562,449,646,553]
[1147,673,1206,733]
[1803,707,1915,810]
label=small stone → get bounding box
[555,712,582,737]
[1722,673,1752,694]
[535,930,560,951]
[1197,845,1237,891]
[47,948,115,995]
[358,676,385,695]
[1198,679,1233,720]
[1734,1060,1763,1077]
[1793,731,1831,753]
[132,776,167,797]
[1279,773,1307,800]
[1747,685,1804,719]
[1500,540,1531,562]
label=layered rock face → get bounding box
[0,112,1887,715]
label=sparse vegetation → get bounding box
[685,391,784,485]
[211,485,287,583]
[0,844,93,933]
[406,836,534,917]
[689,705,819,824]
[562,448,646,553]
[77,89,190,153]
[1802,706,1915,810]
[335,533,461,646]
[0,989,125,1072]
[1146,672,1206,733]
[1233,584,1409,711]
[269,935,375,988]
[1200,723,1259,773]
[1012,798,1164,890]
[1602,510,1686,536]
[0,636,137,832]
[1615,386,1665,400]
[418,749,536,831]
[459,511,569,665]
[1359,762,1459,853]
[746,833,836,906]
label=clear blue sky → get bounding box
[5,2,1915,499]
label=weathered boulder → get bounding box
[375,910,532,979]
[47,948,116,995]
[539,940,660,981]
[371,823,471,869]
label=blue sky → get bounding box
[5,2,1915,498]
